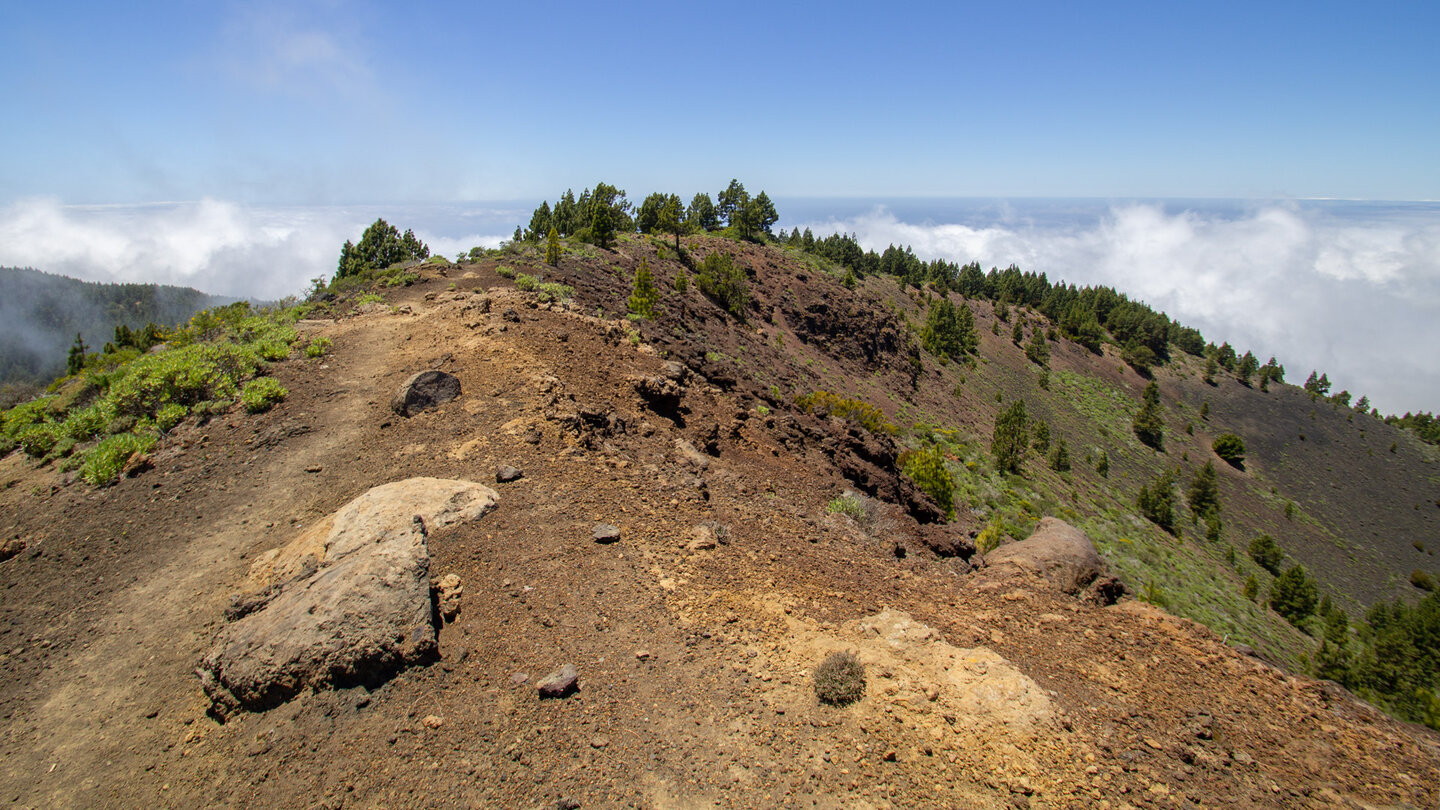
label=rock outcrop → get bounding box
[983,517,1126,604]
[198,477,498,718]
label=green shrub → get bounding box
[79,431,157,486]
[794,390,895,435]
[696,251,748,319]
[1412,570,1437,592]
[904,445,955,519]
[537,282,574,303]
[1212,433,1246,466]
[496,265,517,279]
[241,377,287,413]
[59,404,106,442]
[827,494,868,522]
[814,651,865,705]
[304,336,333,358]
[254,339,290,362]
[355,293,384,306]
[155,402,188,432]
[1248,533,1284,575]
[514,273,539,291]
[18,424,61,457]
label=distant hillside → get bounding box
[0,266,237,391]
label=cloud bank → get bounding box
[0,199,514,302]
[0,197,1434,415]
[798,202,1440,416]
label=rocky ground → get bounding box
[1,255,1436,809]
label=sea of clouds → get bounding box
[790,200,1440,417]
[0,196,1435,415]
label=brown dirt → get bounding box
[0,241,1437,809]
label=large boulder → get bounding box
[198,478,498,718]
[983,517,1125,603]
[391,370,461,416]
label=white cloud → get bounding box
[0,198,357,300]
[799,202,1440,416]
[0,199,519,302]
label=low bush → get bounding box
[904,445,955,519]
[304,336,333,358]
[79,431,156,486]
[241,377,287,413]
[794,390,895,435]
[814,651,865,705]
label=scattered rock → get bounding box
[687,524,718,551]
[391,370,462,417]
[198,478,499,718]
[593,524,621,544]
[634,649,652,661]
[496,465,524,483]
[0,536,26,563]
[523,428,543,445]
[589,735,610,749]
[501,308,520,323]
[433,573,463,621]
[537,664,579,699]
[509,672,529,686]
[421,714,444,729]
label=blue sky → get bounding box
[3,1,1438,203]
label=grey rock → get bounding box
[592,523,621,544]
[391,370,461,416]
[538,663,579,698]
[198,478,498,718]
[496,465,524,483]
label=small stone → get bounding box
[422,714,444,729]
[509,672,529,686]
[589,735,610,749]
[538,664,579,698]
[496,465,524,483]
[882,750,897,762]
[593,524,621,544]
[634,649,652,661]
[433,573,463,621]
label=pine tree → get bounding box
[991,400,1029,474]
[545,227,561,266]
[1136,468,1177,533]
[1133,381,1165,450]
[1024,326,1049,367]
[1269,565,1319,625]
[1096,449,1110,478]
[1032,421,1051,454]
[920,298,977,363]
[1187,460,1220,520]
[66,333,88,376]
[591,204,615,250]
[1203,356,1218,386]
[628,259,660,319]
[1048,438,1071,472]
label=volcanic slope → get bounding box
[0,232,1436,808]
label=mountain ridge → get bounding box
[0,229,1436,807]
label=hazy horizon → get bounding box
[1,195,1436,418]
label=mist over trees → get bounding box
[0,266,234,397]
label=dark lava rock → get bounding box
[391,370,461,417]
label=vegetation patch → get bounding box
[813,651,865,706]
[794,390,895,435]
